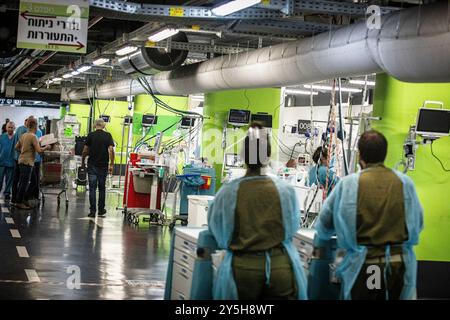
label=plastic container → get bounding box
[132,171,154,194]
[187,195,215,227]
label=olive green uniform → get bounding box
[230,175,297,300]
[351,164,408,300]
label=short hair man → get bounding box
[0,121,16,200]
[14,117,50,209]
[82,118,115,218]
[314,130,423,300]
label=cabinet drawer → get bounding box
[171,289,187,301]
[298,251,310,270]
[174,235,197,257]
[173,248,196,271]
[294,238,313,256]
[171,262,193,299]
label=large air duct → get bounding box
[118,32,189,75]
[68,1,450,100]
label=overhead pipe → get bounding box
[68,1,450,100]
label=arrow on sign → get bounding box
[20,11,57,20]
[48,41,85,50]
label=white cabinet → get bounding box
[294,229,316,273]
[171,227,207,300]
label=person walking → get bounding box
[81,118,115,218]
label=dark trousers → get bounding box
[0,166,14,197]
[28,162,41,199]
[11,160,20,203]
[88,166,108,214]
[232,247,298,300]
[16,164,33,204]
[351,260,405,300]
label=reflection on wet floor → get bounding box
[0,189,171,300]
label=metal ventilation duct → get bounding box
[68,1,450,100]
[118,32,189,75]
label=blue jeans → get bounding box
[88,166,108,214]
[0,166,14,197]
[17,164,33,204]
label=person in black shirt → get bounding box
[82,118,115,217]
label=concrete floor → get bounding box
[0,188,171,300]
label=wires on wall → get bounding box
[430,141,450,172]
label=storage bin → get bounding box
[132,172,153,194]
[187,195,214,227]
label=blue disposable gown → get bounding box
[314,170,424,300]
[207,175,308,300]
[0,133,15,167]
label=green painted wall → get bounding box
[69,94,189,163]
[69,103,91,136]
[133,94,189,147]
[202,88,282,190]
[372,74,450,262]
[69,100,130,164]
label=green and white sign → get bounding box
[17,0,89,53]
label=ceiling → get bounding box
[0,0,422,98]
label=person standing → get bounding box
[313,130,423,300]
[14,118,50,209]
[27,126,43,203]
[82,118,115,218]
[207,123,307,300]
[0,121,16,200]
[1,118,10,134]
[11,117,30,205]
[307,146,339,194]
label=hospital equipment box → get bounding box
[187,195,214,228]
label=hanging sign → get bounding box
[16,0,89,53]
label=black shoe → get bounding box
[88,212,96,218]
[98,209,106,217]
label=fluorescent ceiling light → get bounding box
[62,73,73,79]
[52,77,62,82]
[92,57,110,66]
[115,45,138,56]
[190,94,204,101]
[212,0,261,16]
[303,84,362,93]
[285,89,319,96]
[148,28,179,42]
[349,79,376,86]
[77,65,92,73]
[71,71,80,76]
